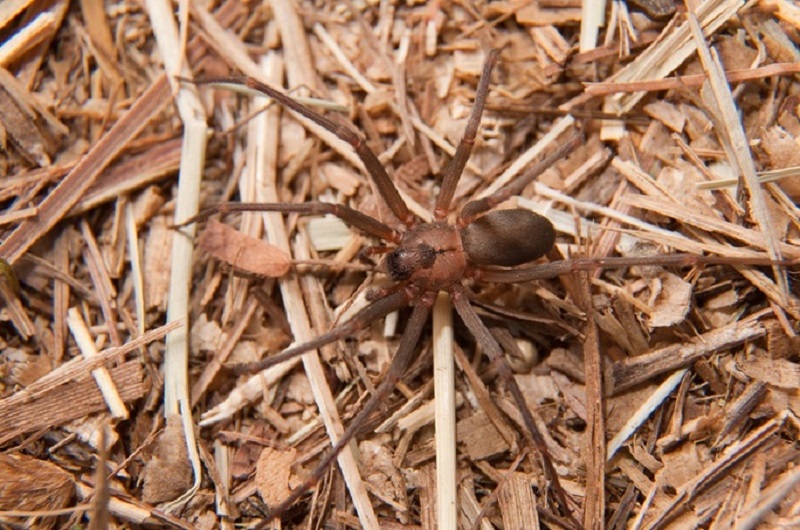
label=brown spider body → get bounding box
[384,221,466,289]
[384,208,556,290]
[185,50,584,527]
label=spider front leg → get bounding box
[195,75,415,227]
[175,201,401,243]
[252,294,434,528]
[434,48,499,219]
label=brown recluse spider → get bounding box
[181,49,791,527]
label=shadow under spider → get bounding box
[181,49,791,529]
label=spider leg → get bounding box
[253,294,434,528]
[474,253,796,284]
[459,132,582,225]
[176,201,401,243]
[233,290,411,374]
[195,76,414,226]
[450,284,576,524]
[434,49,499,220]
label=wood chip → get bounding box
[0,361,147,445]
[0,453,74,529]
[498,473,539,530]
[142,415,193,504]
[255,447,298,507]
[197,219,291,277]
[457,411,511,461]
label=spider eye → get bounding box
[461,209,555,267]
[386,244,437,281]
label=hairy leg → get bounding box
[434,49,499,219]
[253,295,434,527]
[235,290,412,374]
[450,284,577,525]
[176,201,401,243]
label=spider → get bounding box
[183,49,790,528]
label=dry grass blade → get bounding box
[0,76,171,265]
[433,292,457,529]
[687,14,789,299]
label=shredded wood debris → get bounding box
[0,1,799,529]
[197,219,291,278]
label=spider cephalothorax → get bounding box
[384,222,466,287]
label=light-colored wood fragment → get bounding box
[516,2,581,25]
[0,10,58,68]
[433,292,457,530]
[75,482,190,528]
[459,475,494,530]
[579,0,607,53]
[643,100,686,133]
[255,447,298,507]
[78,0,116,63]
[617,458,655,495]
[498,473,539,530]
[66,307,128,419]
[738,356,800,389]
[457,411,510,461]
[0,0,37,32]
[415,463,436,530]
[0,360,146,445]
[142,215,172,312]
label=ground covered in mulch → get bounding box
[1,1,799,529]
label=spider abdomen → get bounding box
[461,209,556,267]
